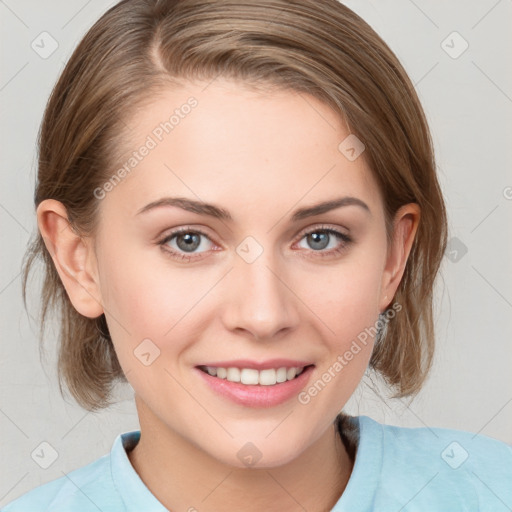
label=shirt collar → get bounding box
[110,416,380,512]
[331,415,383,511]
[110,430,169,511]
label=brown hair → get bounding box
[22,0,448,411]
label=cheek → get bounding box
[299,263,382,410]
[97,240,213,368]
[305,249,385,337]
[297,245,385,393]
[97,224,178,324]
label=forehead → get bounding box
[103,78,382,220]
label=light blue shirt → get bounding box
[2,415,511,511]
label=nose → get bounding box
[220,248,301,341]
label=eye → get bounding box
[158,224,353,262]
[294,225,352,258]
[158,227,216,262]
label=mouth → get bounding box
[195,362,316,408]
[197,364,315,386]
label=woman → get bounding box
[6,0,511,510]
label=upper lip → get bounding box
[197,359,314,370]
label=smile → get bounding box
[198,365,310,386]
[195,363,316,408]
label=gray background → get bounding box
[1,0,511,505]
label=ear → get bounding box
[36,199,104,318]
[379,203,420,312]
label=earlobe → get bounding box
[380,203,421,311]
[37,199,104,319]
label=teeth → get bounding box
[258,369,275,386]
[241,368,259,385]
[276,367,287,383]
[202,366,307,385]
[226,367,240,381]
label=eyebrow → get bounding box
[135,195,371,222]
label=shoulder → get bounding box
[358,415,512,510]
[1,452,122,512]
[371,415,512,470]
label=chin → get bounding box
[203,432,311,470]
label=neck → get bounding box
[128,398,354,512]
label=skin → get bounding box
[37,78,420,512]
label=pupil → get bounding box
[178,233,200,252]
[309,232,328,250]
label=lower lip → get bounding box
[195,366,315,408]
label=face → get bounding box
[87,78,402,467]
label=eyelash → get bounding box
[157,225,353,262]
